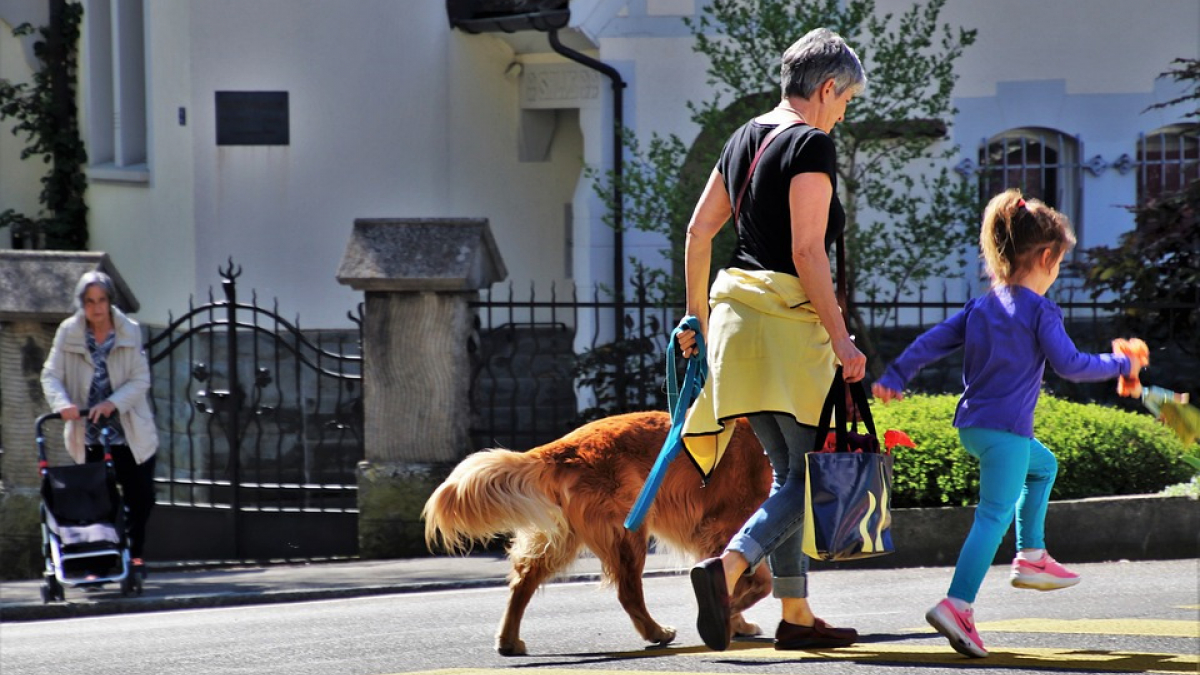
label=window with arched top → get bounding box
[1137,124,1199,204]
[978,129,1081,218]
[977,128,1083,256]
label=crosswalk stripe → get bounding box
[974,618,1199,638]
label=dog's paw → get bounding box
[647,624,676,646]
[496,637,527,656]
[731,615,763,637]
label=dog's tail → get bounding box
[423,449,566,555]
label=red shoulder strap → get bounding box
[731,119,804,226]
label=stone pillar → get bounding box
[0,251,138,579]
[337,219,506,558]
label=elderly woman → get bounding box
[42,271,159,572]
[675,28,867,651]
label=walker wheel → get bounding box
[42,574,63,603]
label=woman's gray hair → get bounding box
[73,270,116,312]
[781,28,867,100]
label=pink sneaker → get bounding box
[925,599,988,658]
[1011,553,1080,590]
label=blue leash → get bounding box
[624,316,708,531]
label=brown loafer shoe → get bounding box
[690,557,731,651]
[774,618,858,650]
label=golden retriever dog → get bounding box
[423,410,773,655]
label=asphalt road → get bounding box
[2,559,1196,675]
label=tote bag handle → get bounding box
[813,366,878,453]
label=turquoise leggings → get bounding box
[948,427,1058,603]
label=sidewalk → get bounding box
[3,493,1195,623]
[0,550,690,622]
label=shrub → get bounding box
[873,392,1194,507]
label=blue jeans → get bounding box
[726,413,816,599]
[948,427,1057,603]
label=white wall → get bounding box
[80,1,586,328]
[943,0,1200,255]
[0,12,46,249]
[602,34,709,280]
[590,0,1199,306]
[186,1,448,328]
[83,0,195,321]
[941,0,1199,99]
[447,34,583,302]
[11,0,1198,328]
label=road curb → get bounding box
[0,569,689,623]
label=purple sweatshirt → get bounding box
[876,285,1130,438]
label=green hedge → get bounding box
[872,393,1195,507]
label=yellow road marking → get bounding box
[974,618,1199,638]
[1177,604,1199,610]
[405,667,746,674]
[403,616,1200,675]
[409,643,1200,675]
[698,644,1199,673]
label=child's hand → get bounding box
[1126,338,1149,375]
[872,382,903,404]
[1112,338,1150,397]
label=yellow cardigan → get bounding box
[682,267,837,480]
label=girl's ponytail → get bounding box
[979,189,1076,286]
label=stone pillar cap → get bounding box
[0,250,140,321]
[336,218,508,292]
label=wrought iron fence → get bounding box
[469,281,1199,451]
[469,279,680,451]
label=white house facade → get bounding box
[1,0,1196,330]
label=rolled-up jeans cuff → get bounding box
[726,535,766,573]
[772,575,808,599]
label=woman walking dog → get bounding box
[674,27,867,652]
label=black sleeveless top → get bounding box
[717,120,844,277]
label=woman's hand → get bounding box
[676,326,703,359]
[59,404,81,421]
[872,382,904,404]
[88,400,118,423]
[833,335,866,383]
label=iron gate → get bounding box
[143,261,364,562]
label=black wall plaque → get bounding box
[216,91,289,146]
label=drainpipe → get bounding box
[547,29,629,410]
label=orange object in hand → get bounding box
[1112,338,1149,398]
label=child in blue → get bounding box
[872,189,1146,658]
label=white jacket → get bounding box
[41,307,159,464]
